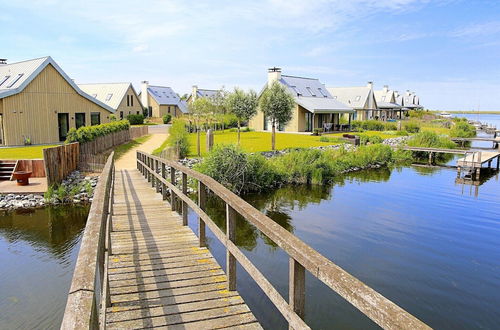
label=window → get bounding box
[306,87,316,96]
[91,112,101,125]
[0,76,10,87]
[130,95,133,106]
[355,96,361,102]
[318,88,327,97]
[126,95,130,106]
[75,113,86,129]
[120,111,124,119]
[6,73,23,88]
[105,93,113,101]
[291,86,301,96]
[405,98,409,102]
[381,96,386,101]
[137,111,140,115]
[168,106,171,114]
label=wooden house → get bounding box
[327,82,378,121]
[139,81,188,118]
[0,56,113,146]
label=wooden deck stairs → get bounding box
[0,161,16,181]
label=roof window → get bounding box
[381,96,386,101]
[105,93,113,101]
[355,96,361,102]
[318,88,327,97]
[6,73,24,88]
[0,75,10,87]
[306,87,316,96]
[291,86,301,96]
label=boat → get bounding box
[439,112,452,118]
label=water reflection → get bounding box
[0,205,89,329]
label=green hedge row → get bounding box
[351,120,397,131]
[65,120,130,143]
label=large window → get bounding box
[130,95,133,106]
[75,113,86,129]
[91,112,101,125]
[305,112,313,132]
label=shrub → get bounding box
[162,114,172,124]
[312,128,323,136]
[223,113,239,128]
[450,121,476,138]
[319,136,330,142]
[395,130,409,136]
[109,114,117,122]
[127,114,145,125]
[166,119,190,158]
[65,120,130,143]
[407,131,456,162]
[384,122,397,131]
[404,121,420,133]
[358,134,383,145]
[195,144,279,194]
[351,120,385,131]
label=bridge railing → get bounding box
[61,152,115,329]
[137,151,430,330]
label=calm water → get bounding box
[0,206,89,329]
[188,166,500,329]
[454,113,500,128]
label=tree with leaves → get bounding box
[225,88,258,144]
[189,97,214,156]
[210,87,228,130]
[258,81,295,150]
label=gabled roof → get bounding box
[78,82,140,111]
[142,85,188,113]
[0,56,114,113]
[374,88,401,109]
[327,86,376,109]
[195,88,218,99]
[273,75,354,113]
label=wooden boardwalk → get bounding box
[105,169,261,329]
[457,151,500,167]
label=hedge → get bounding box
[127,114,145,125]
[65,120,130,143]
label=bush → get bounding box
[358,134,383,145]
[65,120,130,143]
[395,130,409,136]
[127,114,145,125]
[109,114,117,122]
[162,114,172,124]
[407,131,456,162]
[319,136,330,142]
[312,128,323,136]
[195,144,279,194]
[166,119,190,158]
[404,121,420,133]
[384,122,397,131]
[351,120,385,131]
[450,121,476,138]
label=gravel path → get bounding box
[115,130,168,170]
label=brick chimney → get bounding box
[141,81,149,109]
[192,85,198,101]
[268,67,281,87]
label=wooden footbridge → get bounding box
[61,151,430,329]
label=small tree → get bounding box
[226,88,258,144]
[211,87,228,130]
[189,97,214,156]
[259,81,295,150]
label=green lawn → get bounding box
[114,135,152,159]
[0,144,60,159]
[187,130,344,157]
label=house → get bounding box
[139,81,188,118]
[374,85,403,120]
[0,56,113,146]
[249,68,354,132]
[78,82,143,120]
[327,82,378,121]
[401,90,423,110]
[187,85,220,104]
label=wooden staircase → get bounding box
[0,161,16,181]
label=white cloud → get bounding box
[452,21,500,37]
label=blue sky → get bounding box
[1,0,499,110]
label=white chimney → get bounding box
[383,85,389,93]
[141,81,149,109]
[394,91,399,98]
[367,81,373,89]
[268,67,282,87]
[192,85,198,101]
[406,89,411,96]
[0,59,7,65]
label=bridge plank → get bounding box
[106,169,260,329]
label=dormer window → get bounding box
[355,96,361,102]
[6,73,23,88]
[306,87,316,96]
[105,93,113,101]
[0,75,10,87]
[381,96,386,101]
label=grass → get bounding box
[0,144,60,159]
[187,130,343,157]
[421,126,452,135]
[153,138,169,155]
[114,135,152,159]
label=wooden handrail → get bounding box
[61,152,114,330]
[137,151,431,330]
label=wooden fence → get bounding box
[137,151,430,330]
[43,143,80,186]
[129,126,148,139]
[80,130,130,155]
[15,159,46,177]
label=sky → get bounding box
[1,0,500,110]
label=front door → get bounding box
[58,113,69,142]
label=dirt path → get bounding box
[115,132,168,170]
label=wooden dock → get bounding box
[106,169,261,329]
[457,151,500,167]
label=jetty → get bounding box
[61,152,430,329]
[457,151,500,180]
[451,137,500,149]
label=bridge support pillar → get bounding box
[226,204,237,291]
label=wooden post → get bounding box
[198,181,206,247]
[289,258,306,324]
[206,129,214,153]
[182,172,188,226]
[428,152,433,165]
[155,160,160,192]
[475,167,481,181]
[226,204,237,291]
[170,167,176,212]
[161,163,167,200]
[457,166,461,178]
[147,157,151,183]
[151,158,156,188]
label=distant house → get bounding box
[374,85,403,120]
[401,90,423,110]
[327,82,378,121]
[0,56,113,146]
[139,81,188,118]
[78,82,143,120]
[249,68,354,132]
[187,85,220,104]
